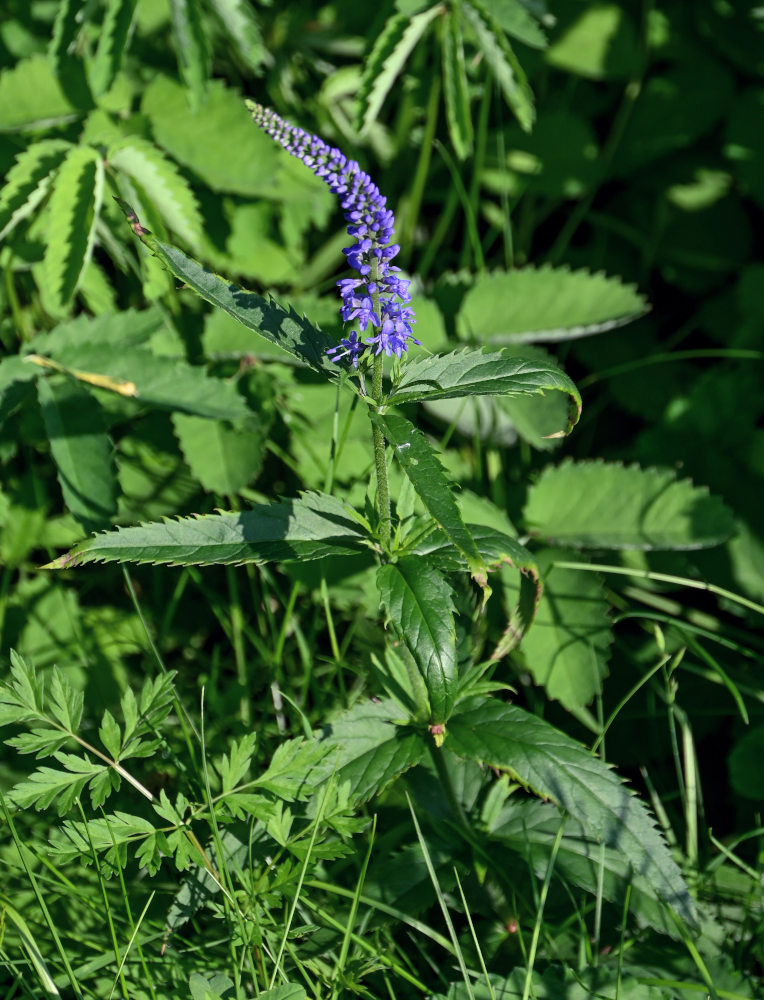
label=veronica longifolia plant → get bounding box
[50,106,697,935]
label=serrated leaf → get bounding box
[462,0,534,132]
[46,492,372,569]
[0,139,72,240]
[89,0,138,96]
[208,0,266,73]
[41,145,104,316]
[49,0,92,107]
[491,0,547,49]
[356,7,442,132]
[374,410,486,580]
[27,308,165,356]
[217,732,256,794]
[110,137,202,248]
[378,559,457,723]
[5,729,70,757]
[37,376,119,533]
[169,0,211,110]
[318,699,424,804]
[48,669,83,733]
[387,349,581,435]
[11,753,107,815]
[442,9,473,160]
[456,266,649,344]
[255,738,337,800]
[121,686,138,743]
[172,413,266,495]
[99,709,122,760]
[503,549,612,710]
[524,460,736,550]
[0,357,43,428]
[117,202,339,374]
[49,811,159,869]
[0,54,76,132]
[447,697,697,928]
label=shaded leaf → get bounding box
[0,139,71,241]
[89,0,138,96]
[378,559,457,723]
[46,492,373,569]
[208,0,266,74]
[172,413,266,495]
[442,9,473,160]
[524,460,736,550]
[447,697,697,928]
[0,54,76,131]
[37,376,118,533]
[169,0,210,110]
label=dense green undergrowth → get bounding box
[0,1,762,997]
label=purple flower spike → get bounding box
[248,102,419,368]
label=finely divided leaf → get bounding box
[356,7,442,132]
[373,410,486,579]
[442,9,473,160]
[447,697,697,927]
[46,492,373,569]
[387,349,581,435]
[378,559,457,723]
[169,0,210,110]
[457,266,649,344]
[524,459,736,550]
[110,137,203,248]
[41,145,104,316]
[0,139,71,240]
[117,204,339,374]
[462,1,534,132]
[89,0,138,96]
[37,376,118,533]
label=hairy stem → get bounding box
[370,260,392,550]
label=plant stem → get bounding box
[370,260,392,551]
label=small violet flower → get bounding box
[248,102,420,368]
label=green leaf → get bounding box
[490,0,547,49]
[37,376,118,533]
[99,709,122,760]
[207,0,265,74]
[0,139,71,241]
[462,0,534,132]
[142,76,279,195]
[503,549,612,711]
[216,732,256,794]
[318,699,424,804]
[378,559,457,724]
[41,145,104,316]
[356,7,442,132]
[46,492,373,569]
[169,0,211,110]
[28,308,165,356]
[524,460,736,550]
[441,9,473,160]
[387,349,581,435]
[172,413,266,495]
[0,54,76,132]
[117,203,339,374]
[447,697,697,928]
[456,266,649,344]
[89,0,138,96]
[48,668,83,733]
[11,753,108,816]
[0,357,42,427]
[49,812,159,870]
[374,410,486,580]
[546,4,640,81]
[36,341,252,420]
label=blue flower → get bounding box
[248,103,418,367]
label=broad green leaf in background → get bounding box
[502,549,612,711]
[318,699,423,804]
[110,138,203,249]
[442,8,473,160]
[169,0,211,110]
[0,140,71,240]
[27,308,165,357]
[37,376,118,534]
[545,3,640,80]
[40,145,104,316]
[387,349,581,434]
[172,413,267,496]
[0,54,76,131]
[462,0,534,132]
[456,266,648,344]
[447,697,698,928]
[355,6,442,133]
[46,492,373,569]
[0,358,41,427]
[89,0,138,96]
[378,558,457,723]
[118,207,340,374]
[524,459,736,550]
[373,410,487,580]
[490,0,547,49]
[728,724,764,800]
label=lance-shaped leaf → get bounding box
[318,699,424,804]
[37,376,118,533]
[524,459,736,550]
[372,410,487,584]
[386,349,581,435]
[442,8,473,160]
[169,0,210,110]
[45,492,373,569]
[89,0,138,96]
[117,200,339,374]
[378,559,457,724]
[41,145,104,316]
[0,139,71,240]
[447,697,698,928]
